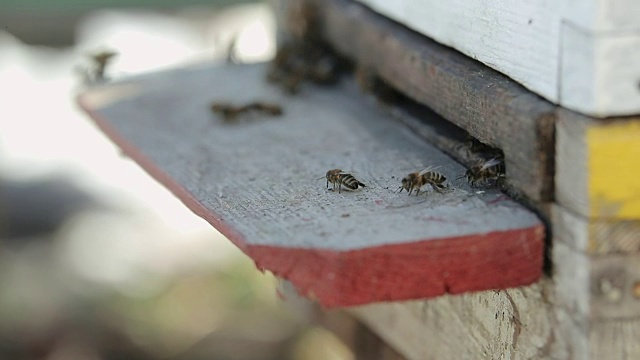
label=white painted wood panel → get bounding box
[356,0,640,117]
[563,0,640,31]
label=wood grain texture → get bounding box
[590,318,640,360]
[556,109,640,220]
[553,204,640,322]
[355,0,640,117]
[351,252,640,360]
[553,241,640,322]
[553,205,640,255]
[314,309,407,360]
[291,0,556,203]
[274,204,640,358]
[553,200,640,358]
[349,280,565,360]
[357,0,559,109]
[77,63,544,307]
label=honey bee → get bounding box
[354,65,398,105]
[226,35,240,65]
[76,50,117,84]
[267,2,344,94]
[398,167,448,195]
[462,158,505,186]
[268,44,341,94]
[455,134,503,162]
[250,102,283,116]
[210,101,283,122]
[89,50,117,81]
[324,169,366,193]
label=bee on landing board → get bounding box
[210,101,283,122]
[398,167,448,196]
[461,157,506,186]
[323,169,366,193]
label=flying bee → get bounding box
[75,50,117,84]
[89,50,117,81]
[398,167,448,196]
[461,157,506,186]
[323,169,366,193]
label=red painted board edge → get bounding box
[250,226,543,307]
[77,94,544,308]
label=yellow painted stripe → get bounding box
[588,120,640,219]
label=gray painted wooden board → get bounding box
[78,63,544,307]
[282,0,556,204]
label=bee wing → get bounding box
[480,158,502,171]
[337,169,357,175]
[418,166,440,175]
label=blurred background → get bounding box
[0,1,354,359]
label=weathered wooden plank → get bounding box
[553,200,640,358]
[349,240,640,359]
[282,0,556,204]
[590,318,640,360]
[329,205,640,359]
[556,109,640,220]
[77,63,544,307]
[355,0,640,117]
[315,309,407,360]
[553,203,640,321]
[356,0,560,112]
[553,241,640,322]
[553,221,640,359]
[349,280,564,360]
[553,205,640,255]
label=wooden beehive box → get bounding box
[355,0,640,118]
[78,0,640,358]
[269,0,640,358]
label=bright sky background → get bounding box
[0,3,275,293]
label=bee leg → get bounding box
[496,176,507,190]
[338,183,342,193]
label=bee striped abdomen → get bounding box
[338,174,366,190]
[325,169,365,193]
[465,158,505,186]
[423,172,447,191]
[423,172,446,183]
[399,168,447,196]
